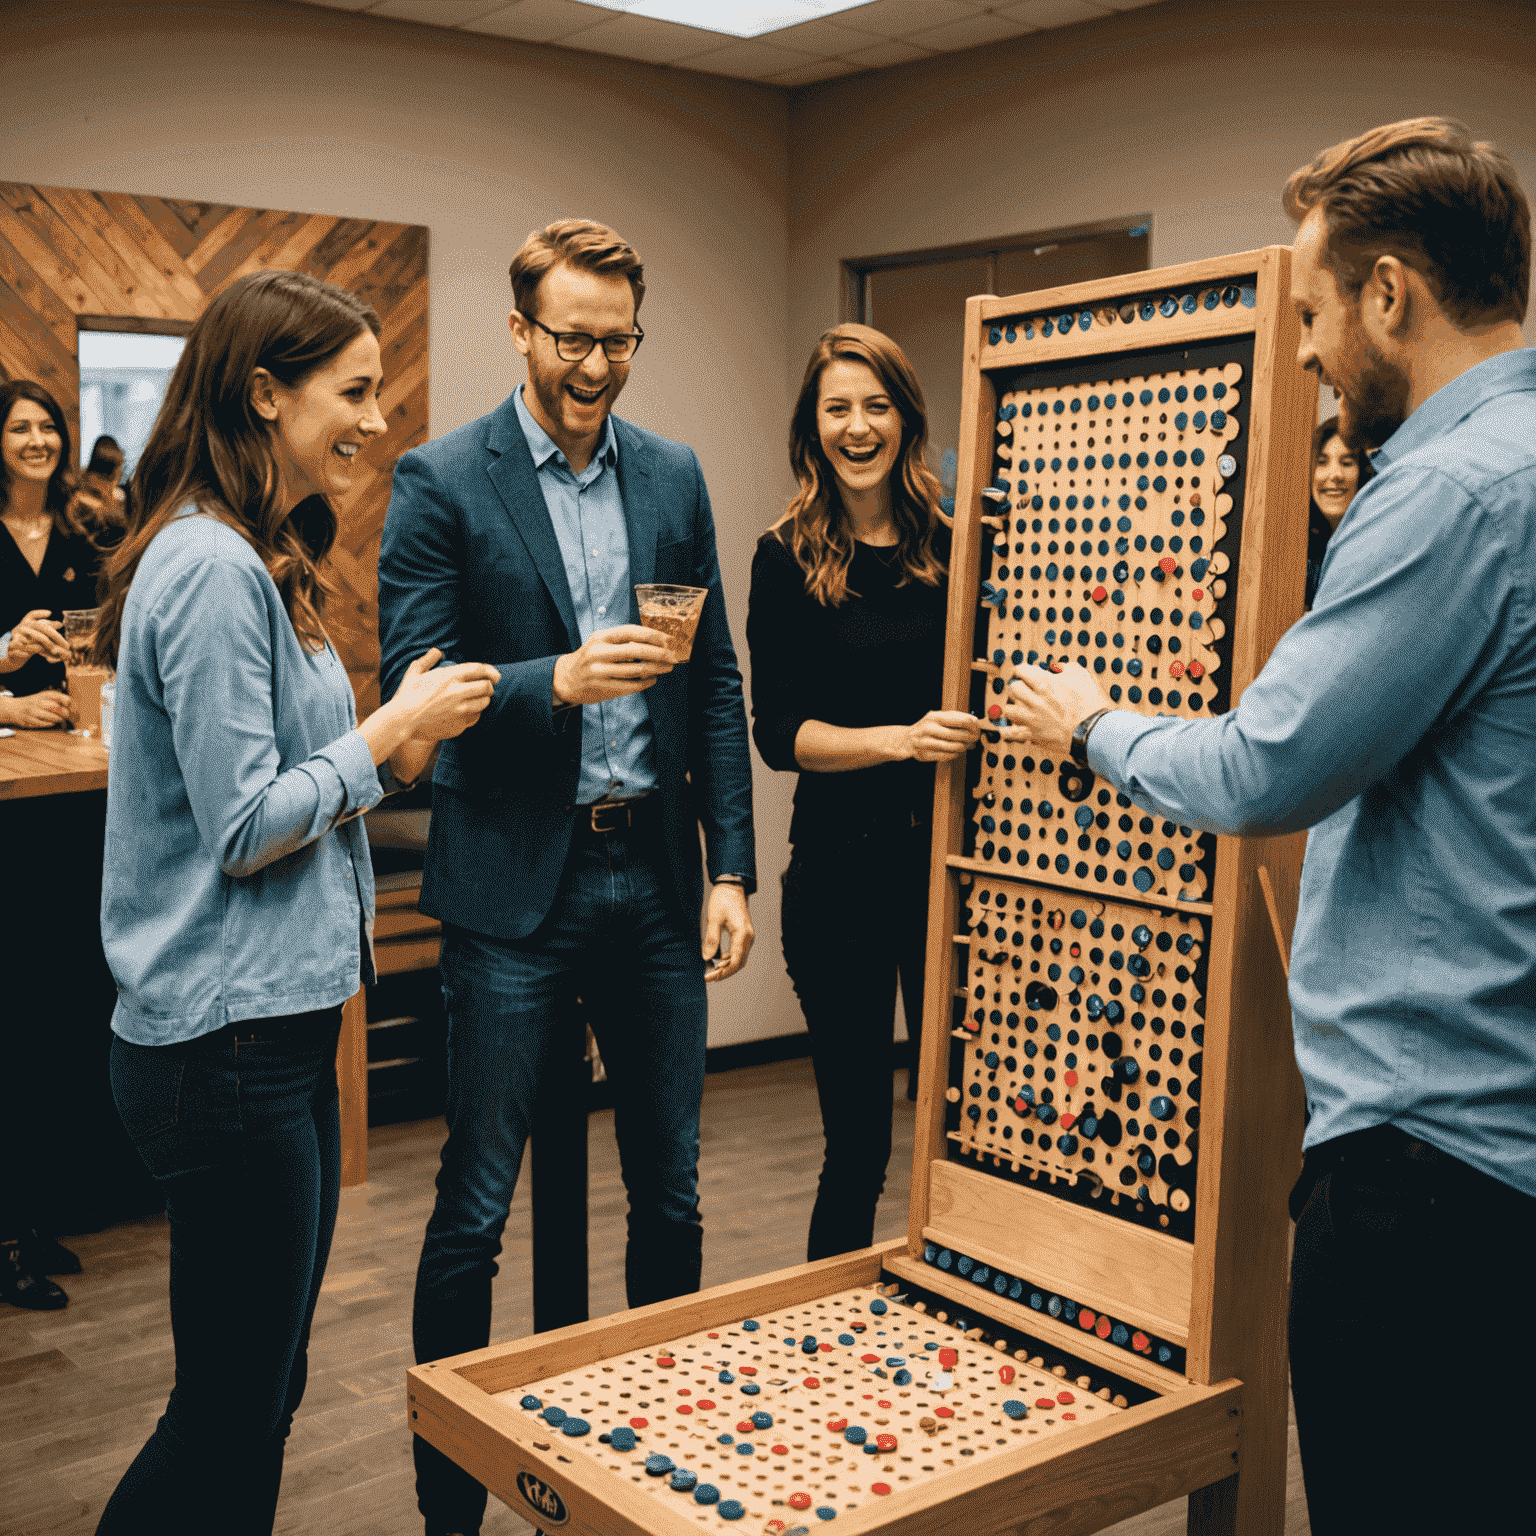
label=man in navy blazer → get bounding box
[378,219,756,1536]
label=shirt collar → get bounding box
[514,385,618,477]
[1372,347,1536,471]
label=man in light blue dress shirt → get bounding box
[1005,120,1533,1535]
[380,220,756,1536]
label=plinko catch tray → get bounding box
[409,248,1317,1536]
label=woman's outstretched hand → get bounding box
[391,648,501,743]
[904,709,985,763]
[1000,662,1113,757]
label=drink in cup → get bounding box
[63,607,110,737]
[635,584,709,664]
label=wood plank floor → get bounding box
[1,1060,1311,1535]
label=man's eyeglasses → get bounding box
[527,316,645,363]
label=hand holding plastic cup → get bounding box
[62,607,109,736]
[634,584,709,664]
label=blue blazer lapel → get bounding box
[484,396,580,648]
[615,418,655,623]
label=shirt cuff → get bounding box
[1086,708,1169,785]
[316,730,388,823]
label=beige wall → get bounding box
[5,0,1534,1051]
[0,0,801,1049]
[788,0,1536,417]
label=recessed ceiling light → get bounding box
[580,2,876,40]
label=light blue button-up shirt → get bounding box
[102,510,386,1044]
[514,387,658,804]
[1088,349,1536,1198]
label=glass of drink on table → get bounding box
[634,584,709,663]
[62,607,110,738]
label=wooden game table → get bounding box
[0,726,109,798]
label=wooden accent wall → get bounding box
[0,182,428,711]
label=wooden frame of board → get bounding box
[408,248,1316,1536]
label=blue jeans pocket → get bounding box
[110,1036,185,1143]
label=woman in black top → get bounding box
[747,324,981,1261]
[1305,414,1373,608]
[0,380,101,730]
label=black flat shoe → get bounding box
[27,1233,83,1276]
[1,1240,69,1310]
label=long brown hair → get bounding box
[92,269,380,666]
[0,379,75,533]
[1310,413,1375,516]
[772,323,948,607]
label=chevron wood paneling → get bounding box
[0,183,428,712]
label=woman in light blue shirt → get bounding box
[91,270,498,1535]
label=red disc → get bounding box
[1092,585,1108,603]
[696,1399,715,1410]
[1096,1315,1112,1339]
[876,1434,898,1450]
[788,1493,812,1510]
[738,1420,754,1433]
[999,1365,1015,1384]
[1063,1411,1078,1420]
[1168,660,1184,678]
[1160,557,1177,574]
[935,1406,954,1418]
[818,1342,833,1352]
[708,1332,719,1338]
[803,1378,819,1389]
[630,1417,648,1428]
[939,1348,957,1369]
[988,704,1003,721]
[827,1417,848,1432]
[656,1358,675,1368]
[677,1404,693,1414]
[1190,492,1202,506]
[1188,661,1204,679]
[740,1366,757,1375]
[861,1353,881,1364]
[1078,1309,1096,1331]
[1191,589,1204,602]
[877,1400,891,1409]
[1057,1391,1075,1404]
[677,1388,691,1396]
[1060,1111,1076,1128]
[1132,1331,1151,1353]
[772,1444,788,1456]
[1035,1398,1056,1409]
[872,1483,892,1496]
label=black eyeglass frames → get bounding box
[527,316,645,363]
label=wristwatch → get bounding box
[1070,708,1114,767]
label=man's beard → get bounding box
[1334,330,1411,455]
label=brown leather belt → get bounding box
[572,793,659,837]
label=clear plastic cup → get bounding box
[62,608,109,737]
[634,584,709,664]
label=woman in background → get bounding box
[0,379,93,730]
[1305,414,1374,608]
[93,269,499,1535]
[747,324,980,1262]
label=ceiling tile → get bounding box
[996,0,1114,27]
[467,0,621,44]
[765,58,860,86]
[757,16,888,57]
[553,12,727,62]
[904,11,1035,50]
[368,0,508,22]
[672,36,825,78]
[821,0,986,39]
[838,35,934,68]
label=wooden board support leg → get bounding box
[339,988,368,1188]
[531,1018,590,1332]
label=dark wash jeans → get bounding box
[1289,1127,1536,1536]
[413,820,708,1534]
[781,821,930,1263]
[97,1008,343,1536]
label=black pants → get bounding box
[1289,1125,1536,1536]
[781,823,930,1263]
[97,1009,343,1536]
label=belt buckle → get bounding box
[588,801,628,835]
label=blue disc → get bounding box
[741,1320,759,1332]
[870,1298,888,1315]
[751,1411,773,1429]
[541,1405,566,1425]
[817,1509,838,1521]
[719,1501,745,1521]
[718,1370,735,1383]
[670,1469,698,1491]
[741,1382,760,1395]
[1003,1399,1028,1419]
[610,1426,637,1451]
[845,1425,867,1444]
[645,1454,675,1476]
[520,1394,542,1410]
[561,1417,590,1437]
[735,1442,754,1455]
[838,1332,856,1344]
[695,1483,720,1505]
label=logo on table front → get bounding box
[516,1470,570,1525]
